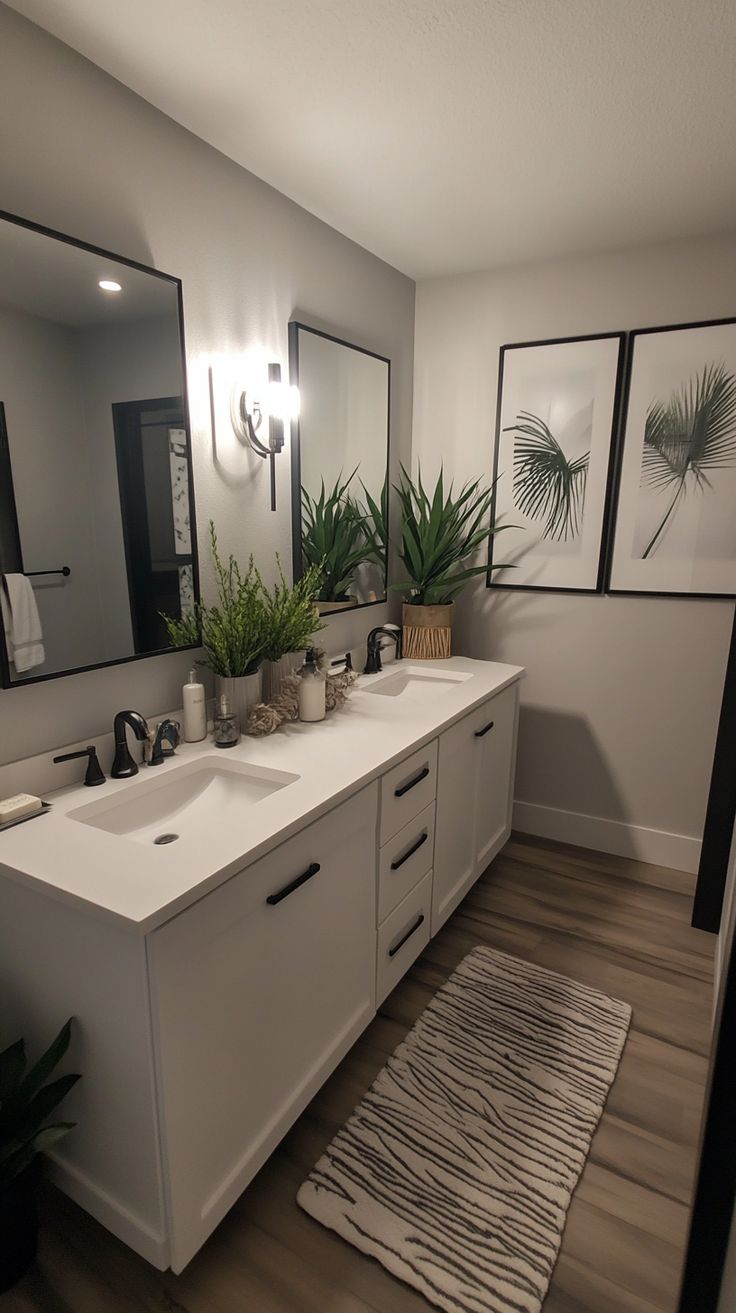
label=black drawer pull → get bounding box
[388,913,425,958]
[394,765,430,798]
[267,861,321,905]
[474,721,495,738]
[391,831,428,871]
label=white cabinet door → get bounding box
[473,682,519,877]
[432,684,519,934]
[148,784,378,1272]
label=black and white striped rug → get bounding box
[297,946,631,1313]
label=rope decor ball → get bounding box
[246,650,358,737]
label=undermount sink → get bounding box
[362,665,473,701]
[68,756,299,847]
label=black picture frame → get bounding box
[288,319,391,613]
[487,331,626,595]
[606,316,736,601]
[0,209,200,689]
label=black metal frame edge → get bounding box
[678,901,736,1312]
[0,209,201,689]
[486,331,627,595]
[605,315,736,601]
[693,606,736,933]
[288,318,391,611]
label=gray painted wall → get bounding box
[0,4,414,764]
[413,236,736,857]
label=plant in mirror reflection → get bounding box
[300,470,375,602]
[639,362,736,558]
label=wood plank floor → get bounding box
[6,833,714,1313]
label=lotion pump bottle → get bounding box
[182,668,207,742]
[298,649,326,723]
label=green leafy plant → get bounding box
[301,471,373,602]
[360,476,389,574]
[0,1019,80,1185]
[163,522,269,676]
[507,411,589,541]
[257,557,326,661]
[392,465,509,605]
[640,362,736,558]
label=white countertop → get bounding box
[0,657,522,933]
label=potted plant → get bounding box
[163,521,269,724]
[301,472,373,611]
[258,557,326,702]
[392,465,509,659]
[0,1018,80,1291]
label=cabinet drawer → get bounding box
[376,870,432,1006]
[379,740,438,843]
[378,801,435,924]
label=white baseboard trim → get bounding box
[512,799,701,874]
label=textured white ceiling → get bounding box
[8,0,736,278]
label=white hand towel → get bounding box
[1,574,45,672]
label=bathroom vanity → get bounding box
[0,656,521,1272]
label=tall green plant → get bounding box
[360,477,389,574]
[257,557,326,661]
[641,362,736,558]
[0,1019,80,1185]
[301,471,372,602]
[508,411,589,541]
[163,522,269,676]
[392,465,509,605]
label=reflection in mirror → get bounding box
[289,322,390,614]
[0,213,197,686]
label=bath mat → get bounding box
[297,945,631,1313]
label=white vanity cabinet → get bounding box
[148,783,378,1272]
[432,682,519,934]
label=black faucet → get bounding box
[364,627,402,674]
[111,710,149,779]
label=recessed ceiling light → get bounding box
[98,279,122,293]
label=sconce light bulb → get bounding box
[98,279,122,293]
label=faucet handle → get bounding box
[53,745,106,787]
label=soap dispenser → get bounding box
[182,669,207,742]
[298,649,326,723]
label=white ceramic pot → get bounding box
[261,653,302,704]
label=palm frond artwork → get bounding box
[506,411,590,541]
[640,362,736,558]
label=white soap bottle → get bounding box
[182,668,207,742]
[298,649,326,723]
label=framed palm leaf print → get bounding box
[607,318,736,598]
[488,333,625,592]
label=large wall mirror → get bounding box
[289,321,390,614]
[0,212,198,687]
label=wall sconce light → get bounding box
[230,363,288,512]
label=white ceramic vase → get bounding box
[261,653,302,705]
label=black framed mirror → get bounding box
[0,211,198,687]
[289,321,390,615]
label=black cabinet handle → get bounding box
[391,831,428,871]
[394,765,430,798]
[388,913,425,958]
[267,862,321,905]
[474,721,495,738]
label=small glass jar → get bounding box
[213,694,240,748]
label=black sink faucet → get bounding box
[364,626,402,674]
[111,710,149,779]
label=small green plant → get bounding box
[0,1019,80,1185]
[301,471,373,602]
[163,522,269,676]
[257,557,326,661]
[392,465,510,605]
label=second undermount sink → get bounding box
[363,665,473,701]
[67,756,300,847]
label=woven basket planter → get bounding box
[402,602,455,660]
